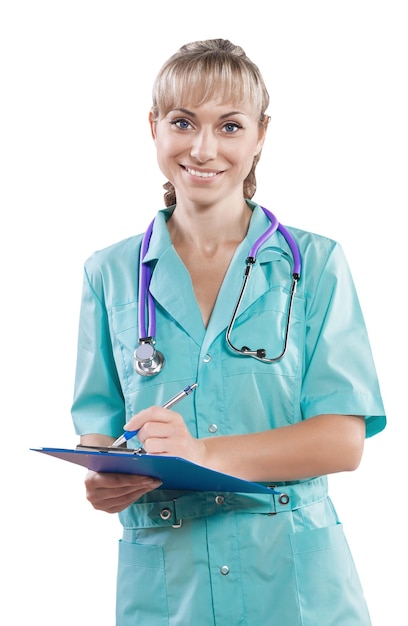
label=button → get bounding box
[220,565,230,575]
[160,507,172,520]
[278,493,290,505]
[203,354,211,363]
[208,423,218,433]
[215,495,225,505]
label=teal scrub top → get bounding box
[71,201,386,625]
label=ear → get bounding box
[254,130,266,156]
[254,116,270,156]
[149,111,157,140]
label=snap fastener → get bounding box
[278,493,290,505]
[160,507,172,520]
[203,354,211,363]
[208,423,218,433]
[220,565,230,575]
[215,495,225,505]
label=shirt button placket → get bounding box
[206,513,243,622]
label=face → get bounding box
[149,99,266,208]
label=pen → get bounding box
[111,382,198,448]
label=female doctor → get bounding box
[72,39,386,625]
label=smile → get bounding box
[184,167,219,178]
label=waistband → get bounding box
[121,476,328,532]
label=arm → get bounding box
[72,268,162,514]
[124,409,366,482]
[200,413,365,482]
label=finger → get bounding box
[88,479,161,498]
[85,471,158,489]
[143,435,186,456]
[86,477,163,513]
[125,406,176,432]
[87,472,161,490]
[90,487,153,514]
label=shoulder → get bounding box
[84,234,143,275]
[283,224,338,252]
[280,225,354,300]
[282,224,347,268]
[81,235,144,304]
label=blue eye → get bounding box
[223,122,241,134]
[172,118,191,130]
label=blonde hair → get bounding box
[151,39,270,206]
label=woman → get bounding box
[72,39,386,625]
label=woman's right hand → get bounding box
[84,470,162,514]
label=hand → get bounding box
[125,406,207,463]
[84,470,162,514]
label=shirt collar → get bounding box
[142,200,276,264]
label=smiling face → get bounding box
[150,99,266,209]
[150,41,270,207]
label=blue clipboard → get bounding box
[31,446,278,494]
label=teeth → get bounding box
[186,168,218,178]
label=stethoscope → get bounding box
[134,206,302,376]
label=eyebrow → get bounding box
[171,108,247,119]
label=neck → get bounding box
[167,199,252,251]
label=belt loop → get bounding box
[171,498,183,528]
[267,486,278,515]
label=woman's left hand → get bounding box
[125,407,207,464]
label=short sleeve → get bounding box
[71,260,126,437]
[300,241,386,438]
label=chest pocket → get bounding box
[224,286,303,376]
[221,246,304,378]
[217,257,305,430]
[110,301,196,405]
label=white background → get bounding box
[1,1,407,624]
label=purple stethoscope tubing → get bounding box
[226,206,302,362]
[138,218,156,338]
[255,206,301,277]
[137,206,302,365]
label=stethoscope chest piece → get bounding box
[134,338,165,377]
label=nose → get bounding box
[190,128,217,163]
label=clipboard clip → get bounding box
[75,444,146,455]
[133,446,146,455]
